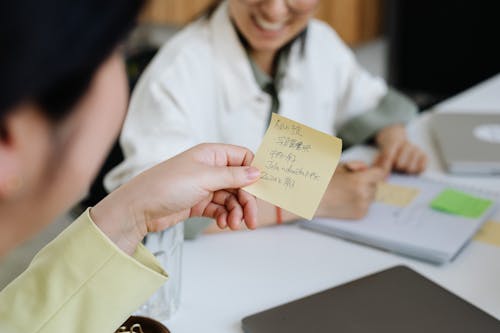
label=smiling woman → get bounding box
[105,0,426,241]
[228,0,318,73]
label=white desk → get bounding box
[164,74,500,332]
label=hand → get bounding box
[316,161,386,220]
[91,143,260,255]
[373,124,427,174]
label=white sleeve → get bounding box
[326,29,388,132]
[104,47,211,192]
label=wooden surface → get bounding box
[139,0,213,26]
[139,0,383,46]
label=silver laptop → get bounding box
[431,113,500,175]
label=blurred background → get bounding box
[2,0,500,288]
[129,0,500,110]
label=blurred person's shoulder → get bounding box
[145,19,215,83]
[306,19,354,63]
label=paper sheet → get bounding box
[474,221,500,247]
[244,113,342,220]
[430,188,493,218]
[376,182,420,207]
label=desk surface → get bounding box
[164,74,500,332]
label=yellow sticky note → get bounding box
[244,113,342,220]
[376,182,420,207]
[474,221,500,247]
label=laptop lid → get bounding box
[431,113,500,175]
[242,266,500,333]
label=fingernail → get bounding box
[246,167,260,180]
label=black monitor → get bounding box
[386,0,500,109]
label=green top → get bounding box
[248,47,290,118]
[247,45,292,126]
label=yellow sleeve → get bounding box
[0,209,168,333]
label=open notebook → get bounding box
[301,175,498,264]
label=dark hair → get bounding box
[203,0,224,20]
[0,0,144,122]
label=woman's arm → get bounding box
[337,89,427,174]
[337,89,418,148]
[0,143,259,333]
[0,211,167,333]
[104,44,217,193]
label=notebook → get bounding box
[300,174,498,264]
[242,266,500,333]
[431,113,500,175]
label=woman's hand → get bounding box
[316,161,386,220]
[91,143,260,255]
[373,124,427,174]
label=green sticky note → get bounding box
[430,188,493,218]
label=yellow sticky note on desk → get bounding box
[376,182,420,207]
[244,113,342,220]
[474,221,500,247]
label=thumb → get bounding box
[373,147,396,173]
[202,165,261,191]
[343,160,369,172]
[363,166,388,183]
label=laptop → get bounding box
[242,266,500,333]
[431,113,500,175]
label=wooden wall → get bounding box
[316,0,383,45]
[139,0,383,46]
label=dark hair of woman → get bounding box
[0,0,144,122]
[202,0,224,20]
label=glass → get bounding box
[134,223,183,321]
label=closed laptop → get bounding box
[242,266,500,333]
[431,113,500,175]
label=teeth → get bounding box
[254,15,285,31]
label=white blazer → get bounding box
[105,1,387,191]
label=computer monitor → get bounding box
[386,0,500,109]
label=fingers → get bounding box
[238,189,258,230]
[373,144,398,174]
[324,168,381,220]
[409,150,427,174]
[189,143,259,194]
[193,143,255,167]
[224,193,244,230]
[375,140,428,175]
[355,167,386,201]
[360,166,387,183]
[202,189,258,231]
[418,154,428,172]
[201,201,230,229]
[343,160,369,172]
[395,142,413,170]
[179,144,261,231]
[393,142,427,174]
[200,165,260,192]
[210,190,241,230]
[406,150,423,174]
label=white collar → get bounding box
[209,1,303,112]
